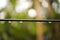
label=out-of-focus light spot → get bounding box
[15,0,33,13]
[19,0,26,3]
[0,0,9,10]
[28,9,37,18]
[9,21,12,23]
[58,0,60,3]
[19,21,23,23]
[48,22,52,23]
[42,1,48,8]
[52,2,60,14]
[52,2,58,13]
[0,12,5,19]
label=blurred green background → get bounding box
[0,0,60,40]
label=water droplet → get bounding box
[48,22,52,23]
[8,21,11,23]
[19,21,23,23]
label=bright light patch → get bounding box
[9,21,12,23]
[15,0,33,13]
[0,0,9,10]
[42,1,48,8]
[28,9,37,18]
[58,0,60,3]
[52,2,58,13]
[0,12,5,19]
[48,22,52,23]
[19,21,23,23]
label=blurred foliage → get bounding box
[0,0,60,40]
[10,0,17,7]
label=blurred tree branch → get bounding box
[46,0,60,40]
[33,0,45,40]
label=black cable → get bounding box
[0,19,60,22]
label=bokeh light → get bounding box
[15,0,33,13]
[28,9,37,18]
[42,0,48,8]
[0,0,9,10]
[0,12,5,19]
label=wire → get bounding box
[0,19,60,22]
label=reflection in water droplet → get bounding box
[19,21,23,23]
[8,21,12,23]
[48,22,52,23]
